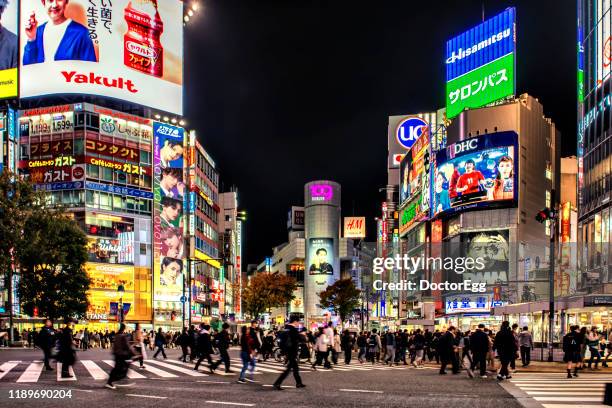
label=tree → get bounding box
[17,210,91,321]
[318,278,361,326]
[242,272,297,319]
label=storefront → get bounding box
[441,293,505,332]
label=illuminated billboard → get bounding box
[343,217,366,238]
[19,0,183,114]
[0,0,18,99]
[307,238,334,275]
[445,8,516,119]
[399,128,430,208]
[153,122,185,310]
[432,131,518,217]
[463,230,510,286]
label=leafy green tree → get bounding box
[17,210,91,321]
[242,272,297,319]
[318,278,361,325]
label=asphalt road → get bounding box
[0,347,523,408]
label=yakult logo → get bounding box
[126,41,158,60]
[310,184,333,201]
[396,116,428,150]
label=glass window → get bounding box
[73,138,84,155]
[102,167,113,182]
[141,150,151,164]
[100,192,112,210]
[113,195,122,211]
[87,164,99,179]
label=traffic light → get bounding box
[535,208,555,223]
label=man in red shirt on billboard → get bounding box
[456,159,485,195]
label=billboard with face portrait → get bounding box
[19,0,183,114]
[153,122,185,307]
[307,238,334,276]
[432,131,518,217]
[461,230,510,287]
[0,0,18,98]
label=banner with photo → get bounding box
[462,230,510,287]
[153,122,185,306]
[307,238,334,276]
[19,0,183,114]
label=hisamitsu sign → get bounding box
[445,8,516,119]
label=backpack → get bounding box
[368,334,377,348]
[278,328,293,352]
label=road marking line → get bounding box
[339,388,383,393]
[204,401,255,407]
[229,359,281,373]
[197,380,231,384]
[81,360,108,380]
[16,362,43,383]
[126,394,167,399]
[532,397,603,402]
[146,360,208,376]
[262,384,293,388]
[0,362,20,379]
[102,360,146,379]
[525,391,604,395]
[541,405,608,408]
[56,363,76,381]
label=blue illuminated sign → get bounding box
[153,122,184,140]
[396,116,428,150]
[446,8,516,82]
[85,181,153,199]
[34,181,83,191]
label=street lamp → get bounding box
[117,284,125,324]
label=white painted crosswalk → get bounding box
[508,372,611,407]
[0,358,422,384]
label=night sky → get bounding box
[184,0,576,266]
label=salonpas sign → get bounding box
[445,8,516,119]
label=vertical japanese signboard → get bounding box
[445,8,516,119]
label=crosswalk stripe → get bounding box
[533,397,603,402]
[146,360,208,376]
[17,362,43,383]
[102,360,147,379]
[0,362,20,380]
[541,405,608,408]
[229,359,281,373]
[81,360,108,380]
[525,391,604,396]
[57,363,76,381]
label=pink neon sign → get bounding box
[310,184,333,201]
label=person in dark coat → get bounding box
[177,327,190,362]
[341,330,354,364]
[105,323,134,389]
[194,324,214,372]
[493,320,518,380]
[438,326,459,375]
[272,316,305,390]
[57,319,76,378]
[210,323,232,373]
[470,323,490,378]
[37,319,56,371]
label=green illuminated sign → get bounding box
[446,53,515,119]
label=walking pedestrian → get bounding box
[272,316,305,390]
[37,319,56,371]
[438,326,459,375]
[311,327,329,370]
[563,325,581,378]
[81,328,90,351]
[177,327,190,362]
[153,328,167,359]
[413,329,425,368]
[493,321,517,381]
[237,326,256,383]
[210,323,232,373]
[357,332,367,363]
[470,324,490,378]
[57,319,76,379]
[587,326,602,369]
[132,323,146,369]
[341,329,354,364]
[518,326,533,367]
[510,323,519,371]
[385,330,396,365]
[105,323,135,390]
[332,329,341,365]
[194,324,214,372]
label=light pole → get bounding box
[117,284,125,325]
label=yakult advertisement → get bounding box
[20,0,183,114]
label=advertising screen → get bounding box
[343,217,366,238]
[445,8,516,119]
[462,230,510,287]
[399,129,430,208]
[432,131,518,217]
[19,0,183,114]
[153,122,185,306]
[307,238,334,275]
[0,0,18,99]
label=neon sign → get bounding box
[310,184,333,201]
